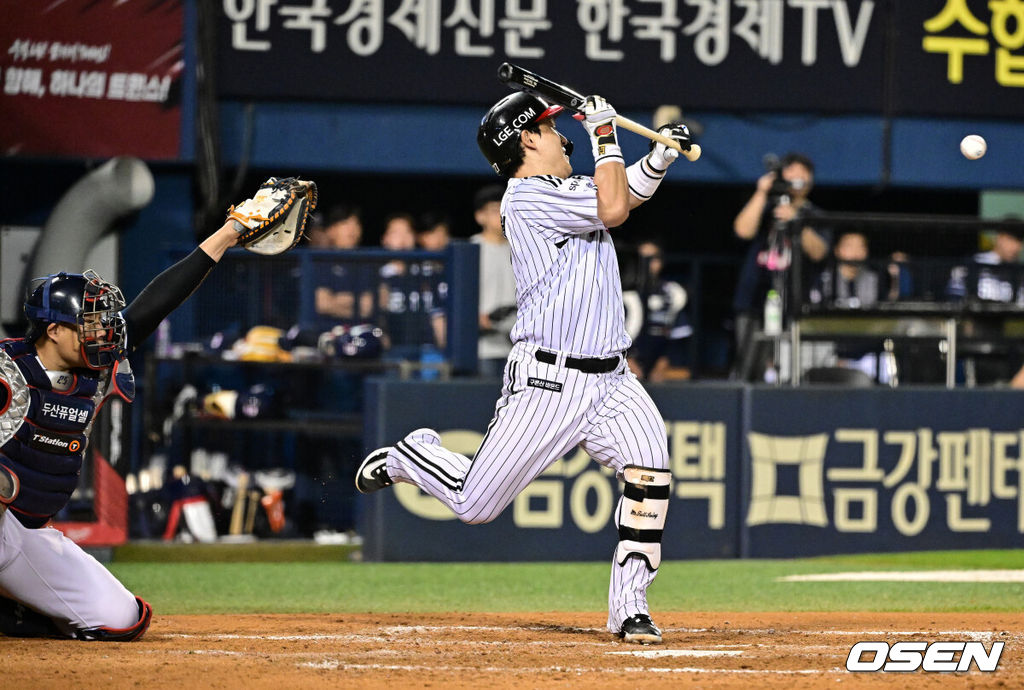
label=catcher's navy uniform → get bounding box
[0,246,226,641]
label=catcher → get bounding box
[0,177,314,640]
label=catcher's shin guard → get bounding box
[615,466,671,571]
[76,596,153,642]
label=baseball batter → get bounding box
[0,219,250,640]
[357,91,691,644]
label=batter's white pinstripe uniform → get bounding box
[382,174,670,632]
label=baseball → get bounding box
[960,134,987,160]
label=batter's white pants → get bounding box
[0,507,140,635]
[385,341,670,632]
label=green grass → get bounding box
[108,549,1024,615]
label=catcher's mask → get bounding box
[477,92,572,177]
[24,269,127,369]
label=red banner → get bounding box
[1,0,183,159]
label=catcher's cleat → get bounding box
[356,448,394,494]
[619,614,662,645]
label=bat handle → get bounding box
[614,116,702,162]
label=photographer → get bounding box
[731,152,830,379]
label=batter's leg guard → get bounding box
[75,596,153,642]
[615,466,671,571]
[0,595,66,638]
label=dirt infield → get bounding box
[4,612,1021,688]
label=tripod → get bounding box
[734,194,804,383]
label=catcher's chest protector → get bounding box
[0,339,133,528]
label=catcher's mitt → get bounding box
[227,177,318,255]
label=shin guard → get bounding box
[615,465,671,571]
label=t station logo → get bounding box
[846,640,1005,673]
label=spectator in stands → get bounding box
[379,212,443,351]
[415,212,451,348]
[731,152,830,380]
[313,204,373,329]
[416,212,452,252]
[470,185,517,377]
[810,230,879,308]
[624,240,692,382]
[809,230,892,382]
[946,222,1024,302]
[379,212,417,276]
[885,251,915,301]
[945,220,1024,385]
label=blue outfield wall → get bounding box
[360,381,1024,561]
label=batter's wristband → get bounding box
[589,120,622,168]
[594,146,624,168]
[626,156,666,200]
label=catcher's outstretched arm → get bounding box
[123,245,219,347]
[124,219,242,346]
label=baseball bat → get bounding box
[244,490,261,535]
[229,472,249,536]
[497,63,702,163]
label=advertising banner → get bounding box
[893,1,1024,117]
[362,381,1024,561]
[215,1,1023,117]
[745,388,1024,557]
[0,0,184,159]
[216,0,886,112]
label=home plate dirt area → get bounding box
[4,612,1021,688]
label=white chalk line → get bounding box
[779,569,1024,583]
[379,624,603,634]
[165,634,618,646]
[301,661,840,675]
[607,649,744,658]
[164,628,1020,643]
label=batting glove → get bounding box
[647,123,692,171]
[575,95,622,168]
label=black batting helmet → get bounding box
[477,92,568,176]
[24,269,127,369]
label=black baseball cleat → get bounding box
[355,448,394,494]
[619,614,663,645]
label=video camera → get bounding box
[763,153,807,200]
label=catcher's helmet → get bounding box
[477,92,570,176]
[24,269,127,369]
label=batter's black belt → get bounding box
[534,349,620,374]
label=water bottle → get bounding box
[419,345,444,381]
[763,290,782,336]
